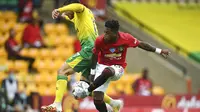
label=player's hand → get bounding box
[61,12,67,18]
[160,49,170,58]
[52,9,60,19]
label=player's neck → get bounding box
[107,37,118,44]
[113,33,119,42]
[116,34,119,41]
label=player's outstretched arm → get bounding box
[58,3,84,13]
[138,41,170,58]
[52,3,84,19]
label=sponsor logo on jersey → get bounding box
[105,53,122,58]
[105,53,122,60]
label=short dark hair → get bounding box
[105,20,120,33]
[63,0,80,5]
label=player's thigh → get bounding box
[110,65,124,81]
[58,62,75,76]
[92,64,112,92]
[94,79,110,92]
[94,64,109,80]
[93,65,124,92]
[93,91,104,103]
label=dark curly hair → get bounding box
[105,20,120,33]
[63,0,80,5]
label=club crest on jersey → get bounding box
[119,46,124,51]
[109,48,116,53]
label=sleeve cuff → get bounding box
[58,8,63,12]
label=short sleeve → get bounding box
[126,33,140,48]
[92,37,102,55]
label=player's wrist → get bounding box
[57,8,62,12]
[90,69,96,75]
[155,48,162,54]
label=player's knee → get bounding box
[58,67,74,76]
[102,67,115,78]
[57,68,63,75]
[57,68,68,76]
[57,63,74,76]
[93,91,104,104]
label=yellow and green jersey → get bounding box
[59,3,98,58]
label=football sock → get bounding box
[94,101,108,112]
[92,93,113,105]
[54,75,68,102]
[104,94,112,105]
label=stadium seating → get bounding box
[114,2,200,63]
[0,48,7,58]
[0,72,6,83]
[18,82,25,91]
[29,48,40,57]
[14,23,26,33]
[56,24,69,35]
[152,86,165,95]
[5,60,15,70]
[14,60,28,73]
[26,82,37,95]
[44,23,56,36]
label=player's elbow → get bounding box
[75,4,84,13]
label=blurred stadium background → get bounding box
[0,0,200,112]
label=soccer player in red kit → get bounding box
[82,20,170,112]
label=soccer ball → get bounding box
[72,81,89,99]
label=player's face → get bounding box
[142,70,148,79]
[65,11,74,19]
[104,28,118,43]
[10,29,16,38]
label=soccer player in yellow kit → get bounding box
[41,0,123,112]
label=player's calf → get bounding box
[41,63,76,112]
[88,67,115,92]
[93,91,108,112]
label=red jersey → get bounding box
[5,38,19,56]
[133,78,152,96]
[93,32,140,68]
[22,24,43,45]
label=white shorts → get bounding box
[94,64,124,92]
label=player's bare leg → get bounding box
[80,73,123,112]
[41,62,75,112]
[93,91,108,112]
[93,92,124,112]
[87,67,124,112]
[88,67,114,92]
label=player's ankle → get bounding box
[88,83,95,92]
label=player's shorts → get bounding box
[94,64,124,92]
[66,52,92,79]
